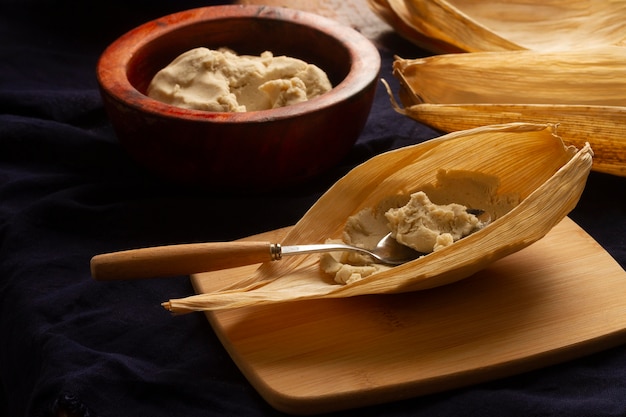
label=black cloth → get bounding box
[2,1,626,416]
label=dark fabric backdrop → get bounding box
[2,1,626,416]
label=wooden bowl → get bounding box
[96,5,381,191]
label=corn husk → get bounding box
[369,0,466,54]
[392,48,626,177]
[369,0,626,53]
[164,123,593,313]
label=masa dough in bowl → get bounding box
[147,47,332,112]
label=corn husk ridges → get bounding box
[164,123,593,313]
[391,47,625,177]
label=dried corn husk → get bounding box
[392,48,626,177]
[369,0,466,54]
[369,0,626,53]
[164,123,593,313]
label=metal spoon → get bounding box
[90,236,415,281]
[91,209,489,280]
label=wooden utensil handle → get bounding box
[91,241,275,280]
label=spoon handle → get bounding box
[91,241,276,280]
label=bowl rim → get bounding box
[96,4,381,123]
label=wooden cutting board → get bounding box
[191,216,626,415]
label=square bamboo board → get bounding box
[191,217,626,415]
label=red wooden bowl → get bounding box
[97,5,381,191]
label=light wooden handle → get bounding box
[91,241,275,280]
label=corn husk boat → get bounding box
[164,123,593,313]
[391,47,626,177]
[369,0,626,53]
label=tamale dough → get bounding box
[321,169,520,284]
[386,191,485,253]
[147,47,332,112]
